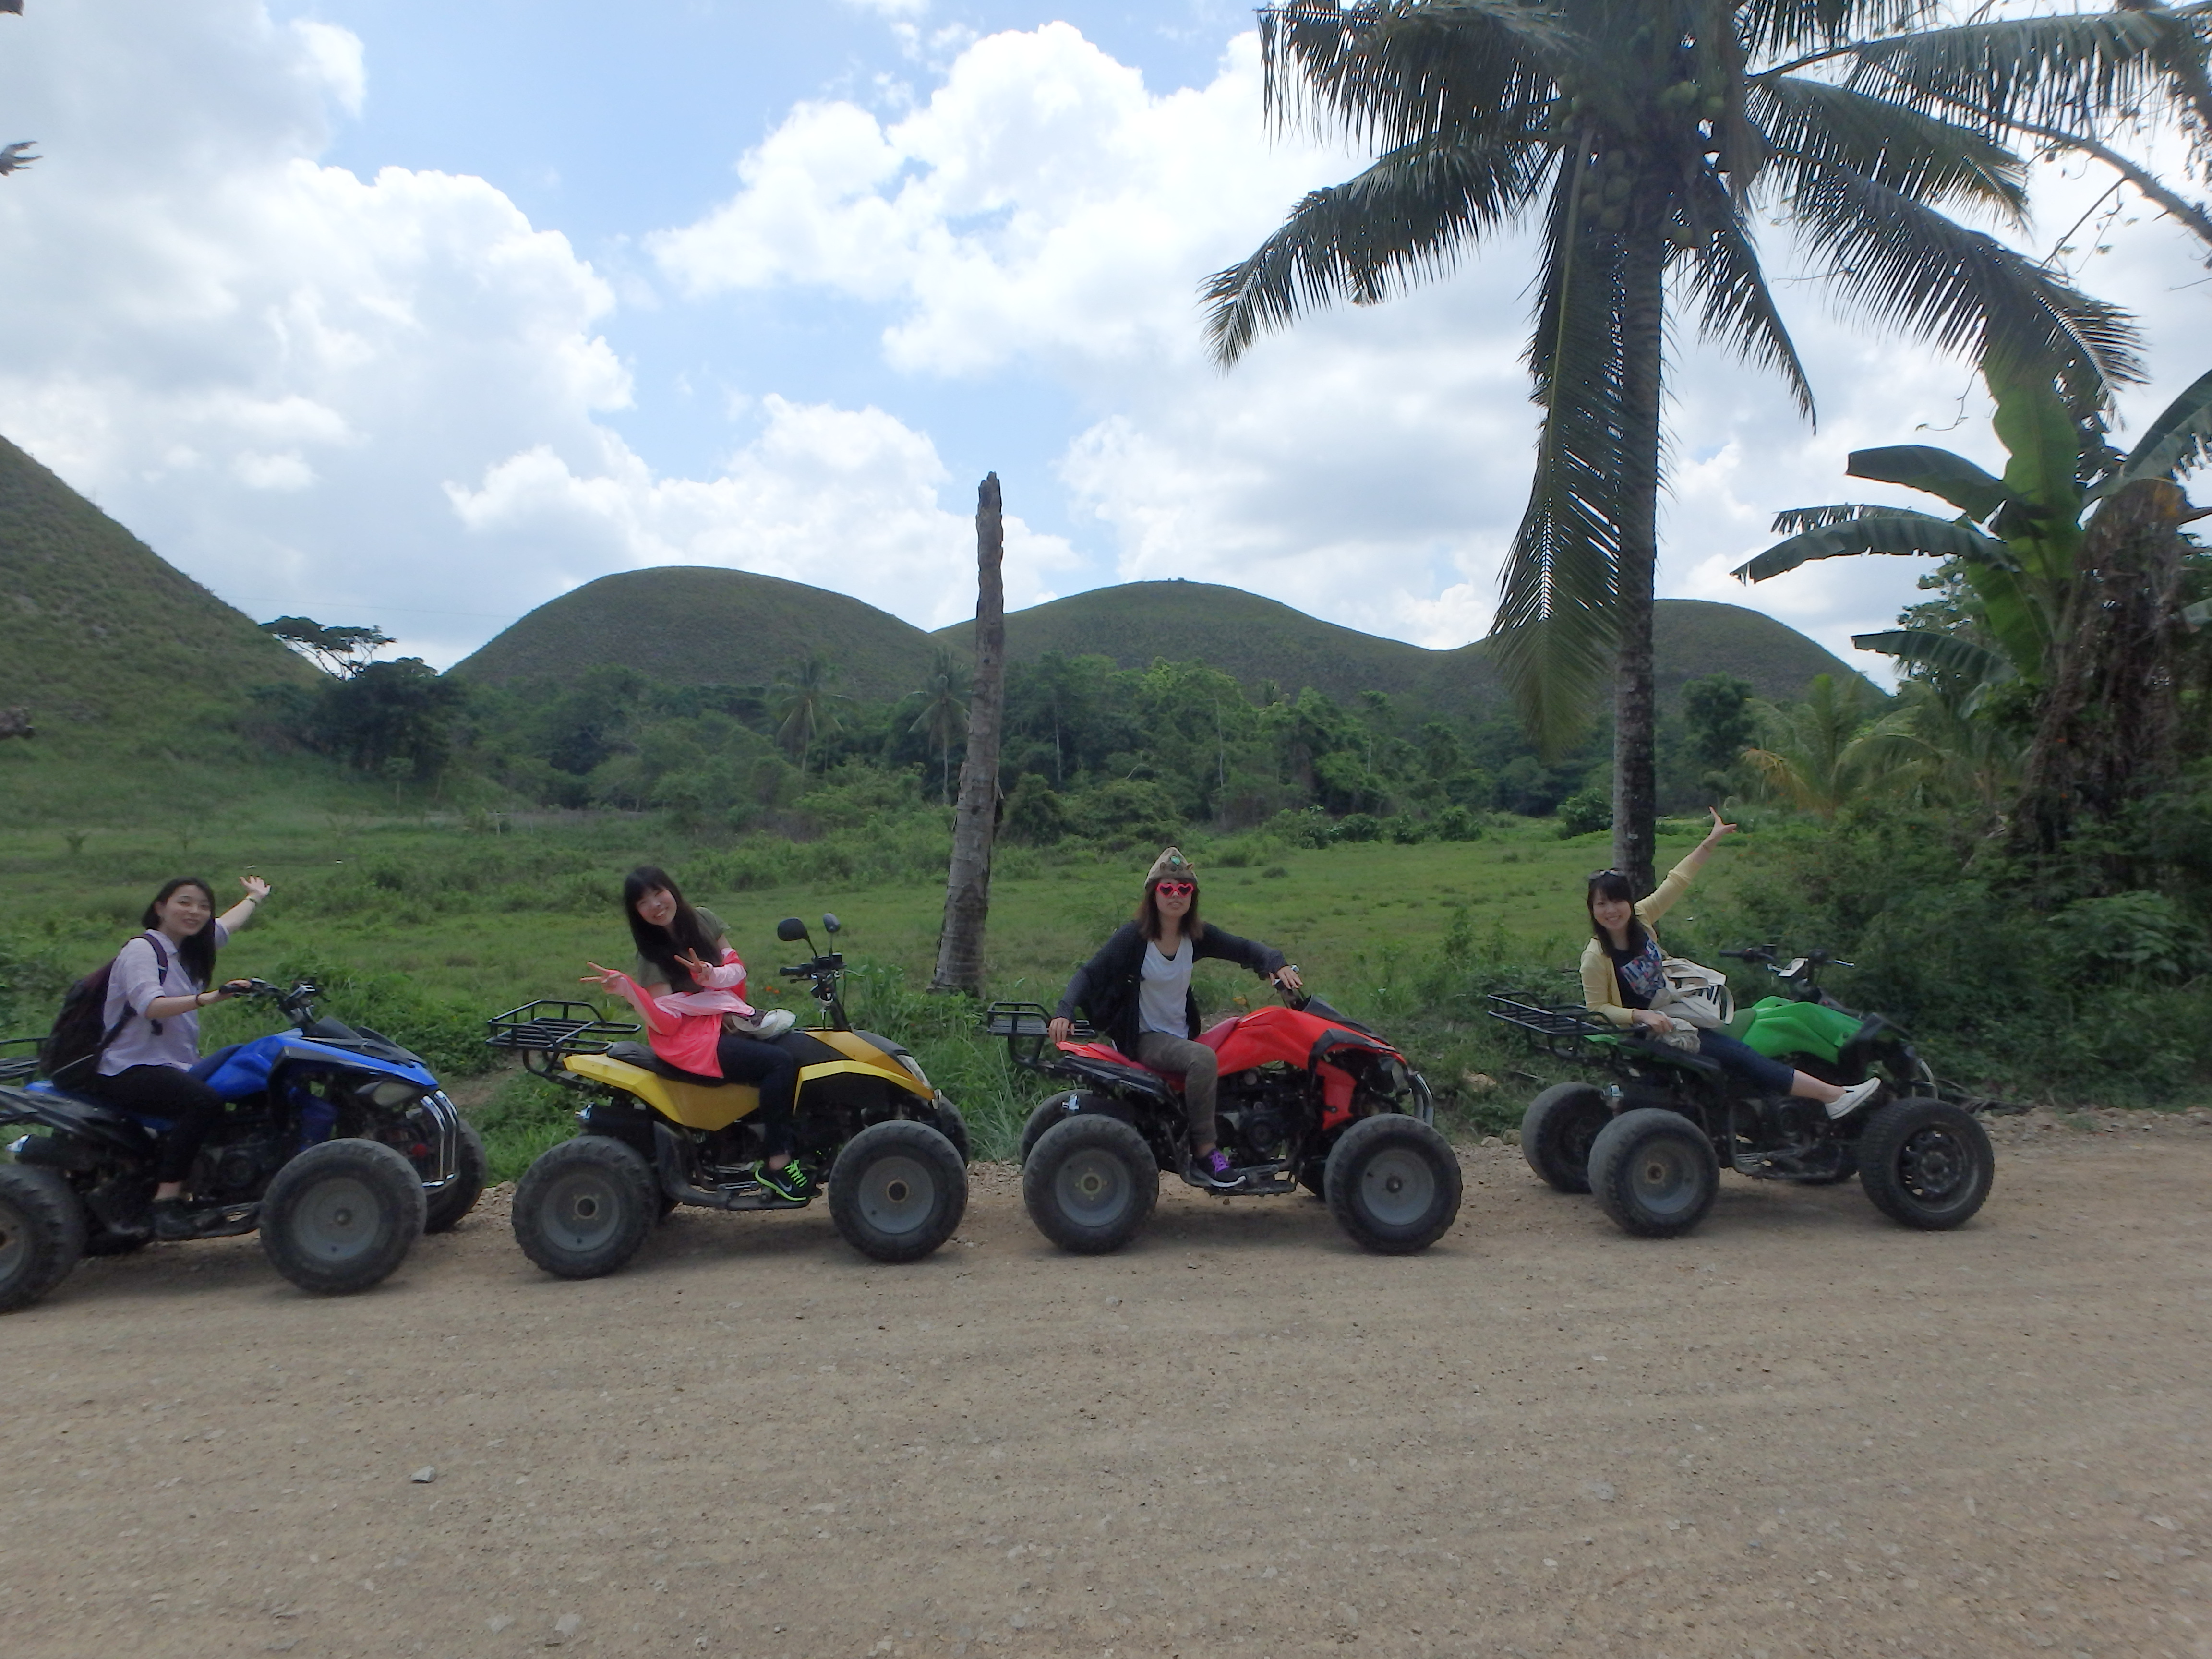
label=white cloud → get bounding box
[655,19,2212,676]
[445,395,1077,629]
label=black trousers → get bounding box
[85,1065,228,1186]
[716,1034,799,1158]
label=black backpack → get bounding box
[40,932,170,1086]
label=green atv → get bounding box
[1489,946,2008,1239]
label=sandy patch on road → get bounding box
[3,1116,2210,1658]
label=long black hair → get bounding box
[1586,869,1648,955]
[141,878,220,988]
[622,866,721,990]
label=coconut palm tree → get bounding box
[1203,0,2139,890]
[767,650,849,782]
[909,647,970,805]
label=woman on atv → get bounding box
[581,866,810,1200]
[83,875,270,1238]
[1583,811,1878,1119]
[1047,847,1302,1190]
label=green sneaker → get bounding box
[754,1158,813,1202]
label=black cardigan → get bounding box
[1054,920,1287,1055]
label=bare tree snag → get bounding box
[930,474,1007,996]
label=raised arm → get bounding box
[216,874,271,935]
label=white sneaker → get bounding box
[729,1009,797,1039]
[1826,1077,1882,1120]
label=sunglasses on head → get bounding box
[1588,868,1624,884]
[1154,880,1195,898]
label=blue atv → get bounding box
[0,978,484,1311]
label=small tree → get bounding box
[262,616,394,678]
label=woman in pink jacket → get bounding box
[580,866,807,1200]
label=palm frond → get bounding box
[1741,0,1935,60]
[1845,444,2012,519]
[1768,502,1953,534]
[1751,76,2026,223]
[1849,628,2011,685]
[1734,515,2014,583]
[1491,161,1624,753]
[2117,365,2212,485]
[1203,130,1551,365]
[1844,11,2169,134]
[1786,159,2144,409]
[1676,166,1814,418]
[1257,0,1568,152]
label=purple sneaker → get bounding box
[1190,1148,1240,1190]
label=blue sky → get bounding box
[1,1,2204,672]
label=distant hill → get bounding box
[456,566,1863,715]
[448,568,938,701]
[0,434,314,726]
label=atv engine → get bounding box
[191,1129,292,1203]
[1219,1070,1305,1163]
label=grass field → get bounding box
[0,806,1744,1175]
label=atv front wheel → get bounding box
[0,1164,87,1313]
[830,1120,968,1263]
[1324,1115,1462,1254]
[931,1099,972,1165]
[1856,1098,1992,1230]
[1023,1115,1157,1254]
[422,1118,488,1235]
[1587,1108,1718,1239]
[1019,1092,1082,1165]
[260,1139,427,1295]
[511,1136,657,1280]
[1522,1082,1610,1194]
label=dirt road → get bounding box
[3,1112,2209,1659]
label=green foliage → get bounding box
[469,1071,581,1185]
[203,952,500,1080]
[1680,673,1755,778]
[1717,808,2212,1104]
[1554,789,1611,838]
[309,658,468,777]
[1001,775,1069,847]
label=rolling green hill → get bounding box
[448,567,939,700]
[460,567,1863,714]
[0,433,315,727]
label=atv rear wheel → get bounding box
[1856,1098,1992,1230]
[422,1118,488,1234]
[830,1119,968,1263]
[259,1139,427,1295]
[1324,1114,1462,1254]
[1522,1082,1610,1194]
[0,1164,87,1314]
[1587,1108,1718,1239]
[1023,1115,1157,1254]
[511,1135,657,1280]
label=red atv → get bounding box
[984,993,1461,1254]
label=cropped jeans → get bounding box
[1695,1027,1798,1095]
[1133,1030,1219,1147]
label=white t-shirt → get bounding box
[1137,937,1193,1038]
[97,925,231,1075]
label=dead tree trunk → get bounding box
[2011,477,2195,862]
[931,474,1006,996]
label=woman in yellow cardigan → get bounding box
[1581,810,1881,1120]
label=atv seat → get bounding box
[605,1041,725,1088]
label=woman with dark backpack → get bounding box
[81,875,270,1238]
[1047,848,1301,1190]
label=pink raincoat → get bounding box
[600,950,759,1078]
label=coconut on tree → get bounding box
[1204,0,2138,890]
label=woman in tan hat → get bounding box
[1048,847,1302,1189]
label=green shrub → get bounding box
[1555,789,1611,838]
[1336,812,1382,843]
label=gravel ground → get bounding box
[3,1108,2210,1659]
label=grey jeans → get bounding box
[1133,1030,1219,1147]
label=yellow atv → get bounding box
[490,914,968,1275]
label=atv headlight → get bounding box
[361,1078,428,1110]
[890,1052,932,1091]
